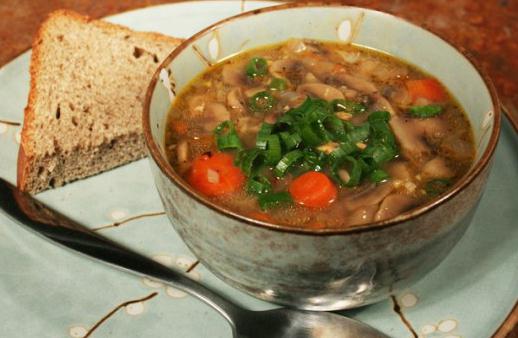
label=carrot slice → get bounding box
[289,171,337,208]
[248,211,273,223]
[406,78,446,102]
[188,152,245,196]
[171,120,188,135]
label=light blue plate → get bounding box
[0,2,516,337]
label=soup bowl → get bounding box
[143,3,500,310]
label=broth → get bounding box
[165,39,475,229]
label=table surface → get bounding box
[0,0,516,337]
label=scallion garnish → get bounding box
[237,148,264,176]
[256,123,274,149]
[369,168,390,183]
[258,191,293,210]
[269,77,287,91]
[246,175,272,195]
[425,178,451,196]
[279,132,302,151]
[246,57,269,78]
[214,120,243,151]
[264,134,282,165]
[274,150,304,177]
[332,99,367,114]
[408,104,443,118]
[249,91,275,113]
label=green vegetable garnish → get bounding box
[255,123,274,149]
[214,120,242,151]
[258,191,293,210]
[425,178,452,196]
[249,91,275,113]
[274,150,304,177]
[232,97,399,197]
[236,148,264,176]
[332,99,367,114]
[279,132,302,151]
[264,134,282,165]
[369,169,390,183]
[408,104,443,118]
[246,57,268,78]
[246,175,272,195]
[269,77,287,91]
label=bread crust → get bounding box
[17,9,182,192]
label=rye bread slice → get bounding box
[17,10,182,193]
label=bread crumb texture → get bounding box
[18,10,182,193]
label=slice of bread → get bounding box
[17,10,182,193]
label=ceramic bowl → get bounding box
[143,3,500,310]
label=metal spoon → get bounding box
[0,178,389,338]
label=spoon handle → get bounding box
[0,178,241,326]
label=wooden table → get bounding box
[0,1,516,337]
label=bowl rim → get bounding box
[143,1,501,236]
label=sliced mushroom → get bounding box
[303,72,320,83]
[412,117,448,140]
[371,94,432,164]
[222,61,247,86]
[439,136,474,162]
[374,194,417,222]
[176,140,189,162]
[237,116,262,147]
[344,182,394,211]
[270,59,306,84]
[285,39,308,53]
[389,116,431,164]
[335,72,378,94]
[337,50,361,64]
[386,161,414,181]
[297,83,345,101]
[389,86,412,107]
[227,87,246,115]
[346,204,379,226]
[422,157,455,179]
[187,95,206,117]
[299,58,340,85]
[278,91,307,109]
[203,102,231,131]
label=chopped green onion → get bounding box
[279,132,302,151]
[256,123,274,149]
[408,104,443,118]
[264,134,282,165]
[328,141,357,161]
[343,123,370,144]
[237,148,264,176]
[323,115,346,139]
[368,110,391,122]
[274,150,304,177]
[300,123,323,147]
[214,120,242,151]
[249,91,275,113]
[342,157,362,187]
[246,57,268,78]
[269,77,287,91]
[300,149,326,172]
[246,175,272,195]
[425,178,451,196]
[332,99,367,114]
[362,144,397,166]
[258,191,292,210]
[369,169,390,183]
